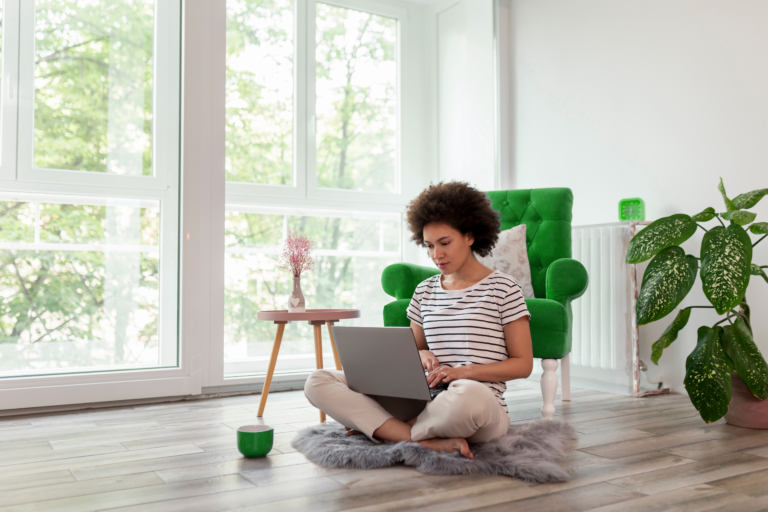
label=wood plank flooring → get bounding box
[1,381,768,511]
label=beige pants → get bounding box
[304,369,510,443]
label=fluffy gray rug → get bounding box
[291,420,578,483]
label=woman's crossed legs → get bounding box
[303,369,510,458]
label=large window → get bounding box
[32,0,155,175]
[0,1,181,378]
[226,0,294,185]
[0,0,421,409]
[315,4,397,193]
[224,0,404,378]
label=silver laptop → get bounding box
[330,326,443,421]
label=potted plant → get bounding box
[626,179,768,426]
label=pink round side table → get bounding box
[256,309,360,422]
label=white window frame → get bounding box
[15,0,179,192]
[224,0,408,205]
[212,0,417,389]
[0,0,20,181]
[0,0,192,411]
[0,0,432,411]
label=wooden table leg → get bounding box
[257,322,285,417]
[312,323,326,422]
[326,321,343,371]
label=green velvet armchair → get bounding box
[380,188,589,419]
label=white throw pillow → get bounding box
[478,224,535,299]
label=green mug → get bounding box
[237,425,274,458]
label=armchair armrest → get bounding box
[545,258,588,306]
[381,263,440,300]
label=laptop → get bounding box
[330,326,447,421]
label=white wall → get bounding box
[505,0,768,392]
[426,0,497,191]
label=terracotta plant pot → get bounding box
[725,372,768,429]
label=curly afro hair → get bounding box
[406,181,500,258]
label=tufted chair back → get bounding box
[486,188,573,299]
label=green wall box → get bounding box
[619,198,645,221]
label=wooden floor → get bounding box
[2,382,768,512]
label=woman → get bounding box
[304,181,533,458]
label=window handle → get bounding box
[309,115,316,136]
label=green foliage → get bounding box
[630,179,768,424]
[636,247,697,325]
[651,308,691,365]
[224,1,397,193]
[625,214,697,264]
[751,264,768,284]
[0,1,162,371]
[733,189,768,210]
[691,207,716,222]
[720,210,757,226]
[1,1,402,374]
[684,326,734,423]
[225,0,293,184]
[701,224,752,315]
[315,4,397,193]
[718,178,738,212]
[0,201,160,371]
[721,318,768,400]
[220,1,401,361]
[34,0,155,175]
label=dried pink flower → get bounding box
[277,231,315,277]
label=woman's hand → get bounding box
[344,426,363,436]
[419,350,440,371]
[427,365,470,387]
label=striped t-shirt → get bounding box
[406,270,530,411]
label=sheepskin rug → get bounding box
[291,420,578,483]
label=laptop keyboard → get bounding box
[425,370,448,399]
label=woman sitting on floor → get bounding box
[304,181,533,458]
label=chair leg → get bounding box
[541,358,558,420]
[561,353,571,402]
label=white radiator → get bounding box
[569,223,635,396]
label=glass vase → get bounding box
[288,276,306,313]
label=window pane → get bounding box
[226,0,293,185]
[316,4,397,193]
[33,1,155,175]
[224,209,400,376]
[0,194,170,376]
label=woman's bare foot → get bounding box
[418,438,473,459]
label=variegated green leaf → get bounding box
[721,210,757,226]
[721,317,768,400]
[751,264,768,284]
[651,308,691,365]
[684,326,733,423]
[718,178,738,212]
[733,188,768,210]
[626,214,697,264]
[691,207,716,222]
[637,247,698,325]
[749,222,768,235]
[701,225,753,315]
